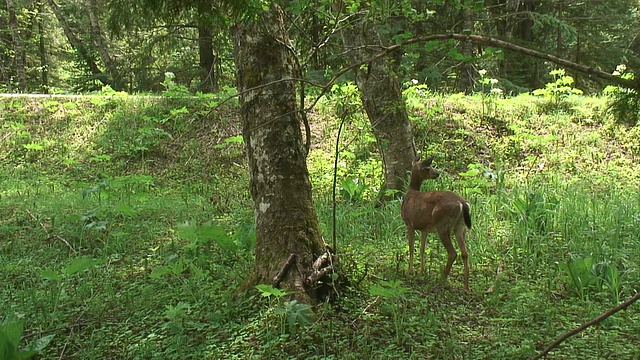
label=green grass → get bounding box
[1,91,639,359]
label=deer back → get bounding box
[402,190,469,232]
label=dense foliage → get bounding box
[1,0,640,93]
[1,82,639,358]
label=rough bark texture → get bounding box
[458,6,475,94]
[86,0,122,90]
[6,0,27,91]
[343,15,417,203]
[231,5,325,303]
[197,24,217,93]
[38,4,49,93]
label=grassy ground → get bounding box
[1,89,639,359]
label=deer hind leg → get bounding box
[438,230,456,284]
[418,230,429,273]
[455,227,470,291]
[407,227,416,274]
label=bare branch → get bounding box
[531,291,640,359]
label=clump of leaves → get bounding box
[604,65,640,126]
[0,317,54,360]
[256,284,313,335]
[533,69,583,112]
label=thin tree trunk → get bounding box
[342,14,417,204]
[38,4,49,93]
[197,24,217,93]
[44,0,109,86]
[231,4,326,303]
[458,6,476,94]
[86,0,122,90]
[6,0,27,92]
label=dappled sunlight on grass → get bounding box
[1,94,639,359]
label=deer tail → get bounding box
[462,202,472,229]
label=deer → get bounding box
[401,155,472,290]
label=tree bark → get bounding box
[6,0,27,92]
[342,14,417,204]
[86,0,122,90]
[458,6,476,94]
[197,23,217,93]
[38,4,49,93]
[44,0,109,87]
[231,4,326,304]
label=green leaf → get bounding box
[64,257,102,275]
[224,135,244,144]
[0,319,24,349]
[255,284,290,298]
[369,280,409,298]
[40,269,62,281]
[23,143,44,151]
[114,204,137,217]
[169,106,189,115]
[149,266,173,279]
[0,331,18,360]
[29,334,56,352]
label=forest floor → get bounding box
[1,91,639,359]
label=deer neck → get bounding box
[408,173,424,191]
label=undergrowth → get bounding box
[1,85,639,359]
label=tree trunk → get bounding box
[45,0,109,86]
[458,6,476,94]
[86,0,122,90]
[197,24,217,93]
[231,4,326,304]
[38,4,49,93]
[342,14,417,204]
[6,0,27,92]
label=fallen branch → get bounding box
[47,234,76,253]
[272,253,296,287]
[351,295,380,328]
[531,291,640,360]
[26,209,76,253]
[305,247,337,286]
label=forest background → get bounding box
[1,0,640,359]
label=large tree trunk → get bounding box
[231,4,326,304]
[342,14,417,204]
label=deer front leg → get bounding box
[407,228,416,274]
[419,230,428,273]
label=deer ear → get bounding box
[413,154,422,166]
[424,156,434,167]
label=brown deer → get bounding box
[401,156,472,290]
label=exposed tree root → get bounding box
[271,245,339,303]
